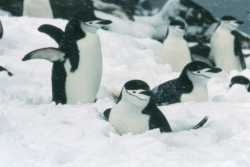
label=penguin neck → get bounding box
[117,99,147,114]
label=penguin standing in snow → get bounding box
[157,20,191,72]
[210,16,247,73]
[0,20,3,38]
[22,12,112,104]
[104,80,208,135]
[152,61,222,106]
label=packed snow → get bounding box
[1,16,250,167]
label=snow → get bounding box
[1,16,250,167]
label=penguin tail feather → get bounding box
[192,116,208,130]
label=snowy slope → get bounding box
[1,16,250,167]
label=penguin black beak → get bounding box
[207,67,222,73]
[98,20,112,25]
[236,20,244,25]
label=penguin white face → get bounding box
[186,61,222,83]
[220,16,243,31]
[121,89,151,107]
[80,19,112,33]
[118,80,151,107]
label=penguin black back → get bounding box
[152,61,222,106]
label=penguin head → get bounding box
[229,75,250,91]
[182,61,222,84]
[170,20,186,36]
[220,16,243,31]
[80,19,112,33]
[118,80,151,107]
[73,3,112,33]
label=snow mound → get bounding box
[0,16,250,167]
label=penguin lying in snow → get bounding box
[157,20,191,72]
[22,13,112,104]
[0,20,3,39]
[152,61,222,106]
[104,80,208,135]
[0,66,13,76]
[210,16,248,73]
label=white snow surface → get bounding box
[1,16,250,167]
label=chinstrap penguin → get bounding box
[152,61,222,106]
[22,13,112,104]
[0,66,13,76]
[210,16,247,72]
[104,80,208,135]
[157,20,191,72]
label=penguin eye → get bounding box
[132,91,136,93]
[197,71,201,73]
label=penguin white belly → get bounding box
[158,37,191,72]
[65,33,102,104]
[181,86,208,102]
[109,102,150,135]
[210,28,241,72]
[23,0,53,18]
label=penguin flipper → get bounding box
[103,108,111,121]
[38,24,64,45]
[192,116,208,130]
[22,47,65,63]
[232,30,247,69]
[0,21,3,39]
[0,66,13,76]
